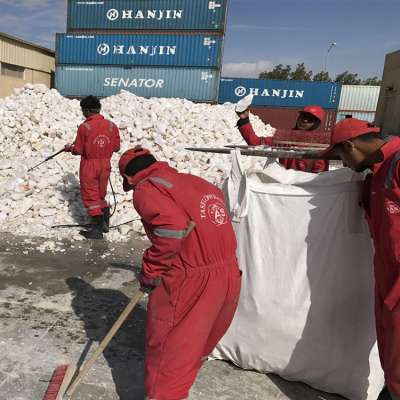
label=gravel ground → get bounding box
[0,233,344,400]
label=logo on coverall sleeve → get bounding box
[200,194,228,226]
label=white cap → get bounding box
[235,94,254,113]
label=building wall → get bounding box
[0,35,55,98]
[375,50,400,135]
[0,68,53,98]
[0,35,54,72]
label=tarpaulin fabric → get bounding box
[213,150,385,400]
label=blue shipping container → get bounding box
[56,34,222,68]
[56,65,220,101]
[67,0,228,31]
[219,78,342,109]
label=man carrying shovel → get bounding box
[118,146,241,400]
[65,95,120,239]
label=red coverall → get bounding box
[363,137,400,397]
[72,114,120,216]
[131,161,241,400]
[238,120,329,173]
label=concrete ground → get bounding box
[0,233,345,400]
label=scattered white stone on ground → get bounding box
[0,84,274,243]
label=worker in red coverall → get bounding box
[323,118,400,400]
[118,146,241,400]
[65,96,120,239]
[237,104,329,173]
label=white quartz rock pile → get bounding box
[0,84,274,242]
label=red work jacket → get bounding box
[367,137,400,311]
[73,114,120,159]
[131,162,238,282]
[238,120,329,173]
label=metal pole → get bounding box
[324,42,337,72]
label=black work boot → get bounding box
[102,206,110,233]
[80,215,104,240]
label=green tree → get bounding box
[363,76,382,86]
[289,63,313,81]
[259,64,292,80]
[260,64,374,84]
[335,71,362,85]
[313,71,331,82]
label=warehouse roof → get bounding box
[0,32,55,56]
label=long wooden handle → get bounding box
[65,290,144,398]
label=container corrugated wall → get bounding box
[250,107,337,132]
[56,34,222,67]
[219,78,341,109]
[336,111,376,123]
[67,0,228,31]
[337,85,381,124]
[338,85,381,111]
[56,65,220,101]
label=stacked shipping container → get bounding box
[56,0,228,101]
[336,85,381,123]
[218,78,342,132]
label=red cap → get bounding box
[323,118,380,156]
[301,105,325,122]
[119,146,151,192]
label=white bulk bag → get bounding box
[213,150,384,400]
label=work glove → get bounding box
[138,273,161,293]
[235,94,254,114]
[64,144,73,153]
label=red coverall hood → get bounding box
[119,146,155,192]
[130,161,171,187]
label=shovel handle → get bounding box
[65,290,144,398]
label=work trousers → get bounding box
[145,259,241,400]
[79,159,111,217]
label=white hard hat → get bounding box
[235,94,254,113]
